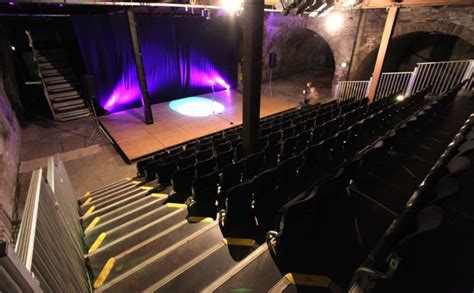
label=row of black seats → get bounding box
[350,83,474,292]
[136,98,363,182]
[260,86,446,289]
[164,99,371,204]
[254,83,465,291]
[216,89,430,238]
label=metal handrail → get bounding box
[14,157,90,292]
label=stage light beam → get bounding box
[169,97,225,117]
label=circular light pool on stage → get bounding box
[169,97,225,117]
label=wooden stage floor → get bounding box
[99,89,297,162]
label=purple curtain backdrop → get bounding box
[72,14,142,113]
[73,14,238,113]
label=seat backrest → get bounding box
[192,170,219,203]
[216,149,234,169]
[221,159,244,191]
[196,147,213,162]
[177,154,196,169]
[244,150,265,179]
[195,156,216,176]
[171,164,195,194]
[137,157,154,177]
[226,179,255,216]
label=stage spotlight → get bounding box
[10,45,15,51]
[326,11,343,31]
[8,1,15,5]
[396,94,405,102]
[221,0,242,14]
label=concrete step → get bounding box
[48,85,75,93]
[56,109,91,122]
[49,90,80,100]
[52,99,85,109]
[54,103,87,112]
[47,82,75,90]
[84,195,167,240]
[93,221,220,292]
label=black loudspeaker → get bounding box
[82,75,98,101]
[269,53,277,68]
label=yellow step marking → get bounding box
[140,186,153,191]
[89,233,107,254]
[285,273,331,287]
[151,193,167,198]
[132,180,142,185]
[83,206,95,218]
[187,216,214,223]
[94,257,116,289]
[81,197,93,207]
[81,191,91,199]
[222,238,256,247]
[85,217,100,232]
[165,203,187,209]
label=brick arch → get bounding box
[353,21,474,78]
[263,26,337,81]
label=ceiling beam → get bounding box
[356,0,472,9]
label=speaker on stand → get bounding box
[82,75,113,146]
[268,52,277,97]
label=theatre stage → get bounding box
[99,89,298,163]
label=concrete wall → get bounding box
[0,27,22,243]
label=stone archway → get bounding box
[352,31,474,80]
[351,10,474,80]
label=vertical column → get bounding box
[367,5,399,103]
[127,10,154,125]
[242,0,264,156]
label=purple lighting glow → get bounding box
[8,1,15,5]
[102,54,231,112]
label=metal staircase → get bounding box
[26,31,91,122]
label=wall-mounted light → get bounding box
[341,62,348,68]
[396,94,405,102]
[11,45,16,51]
[326,11,343,31]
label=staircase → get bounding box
[26,31,91,122]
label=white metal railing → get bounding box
[376,72,413,100]
[14,156,89,292]
[334,80,370,101]
[335,60,474,101]
[411,60,473,95]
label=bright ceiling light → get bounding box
[221,0,243,13]
[326,12,343,31]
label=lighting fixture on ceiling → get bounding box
[221,0,243,14]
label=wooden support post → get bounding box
[242,0,264,156]
[367,5,399,102]
[127,10,154,125]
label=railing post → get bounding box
[365,77,372,98]
[404,67,418,97]
[334,83,340,100]
[461,60,474,90]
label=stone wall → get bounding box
[348,6,474,80]
[263,5,473,90]
[0,27,21,243]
